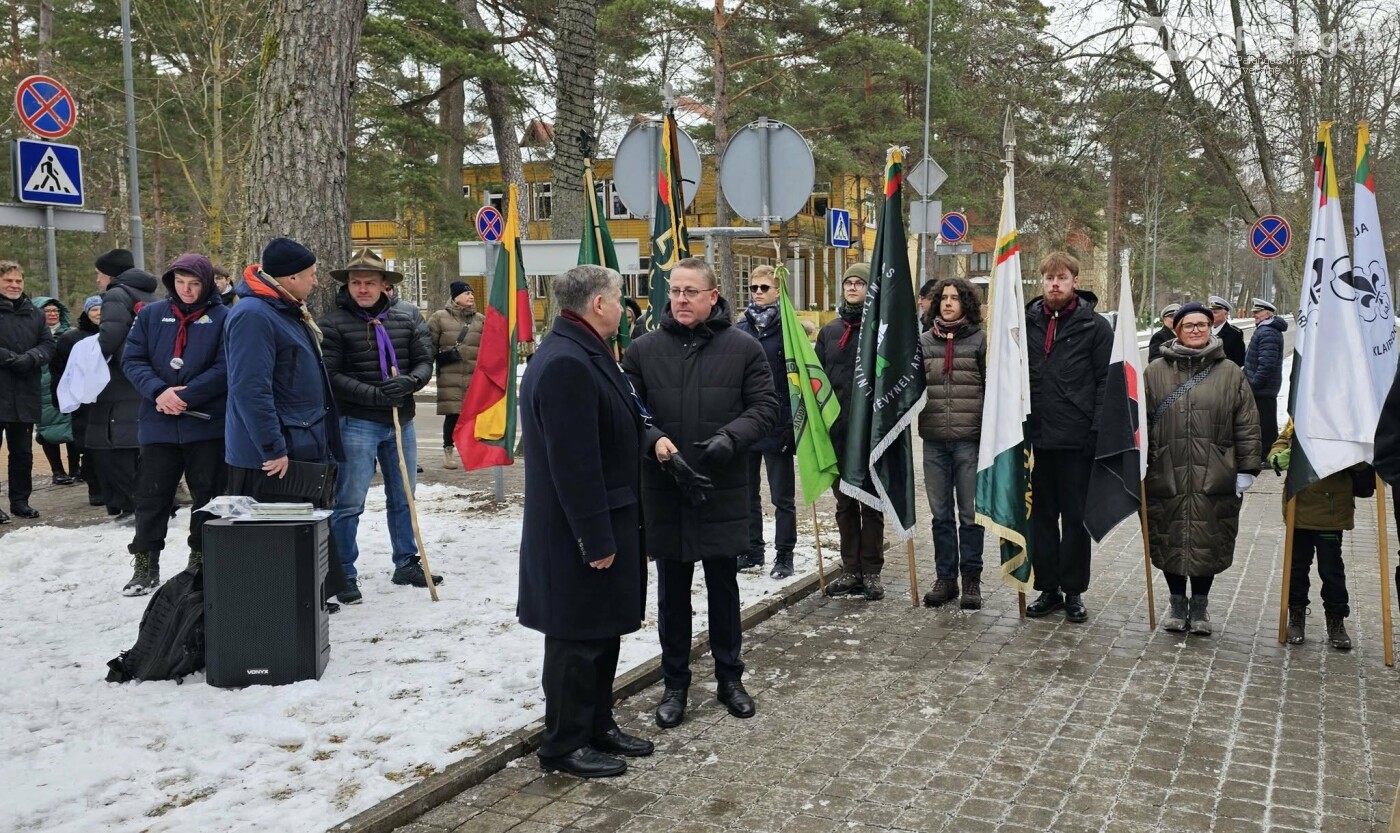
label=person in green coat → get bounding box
[33,296,77,485]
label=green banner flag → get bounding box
[578,157,628,351]
[644,108,690,331]
[838,149,926,538]
[778,266,841,505]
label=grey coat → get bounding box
[917,324,986,443]
[1143,338,1262,577]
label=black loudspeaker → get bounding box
[202,517,331,687]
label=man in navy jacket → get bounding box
[120,253,228,595]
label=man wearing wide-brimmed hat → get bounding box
[318,247,436,605]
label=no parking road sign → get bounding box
[1250,214,1291,259]
[939,211,969,244]
[13,139,84,207]
[475,206,504,243]
[14,75,77,139]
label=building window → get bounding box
[811,196,829,217]
[533,182,552,220]
[461,184,472,198]
[971,252,992,273]
[605,180,631,219]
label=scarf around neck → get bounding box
[353,296,400,381]
[1043,295,1079,357]
[244,264,324,350]
[837,301,862,349]
[744,302,780,335]
[170,302,210,361]
[931,316,967,375]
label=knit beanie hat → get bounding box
[843,262,871,282]
[1172,302,1213,327]
[450,280,471,299]
[82,295,102,314]
[260,237,317,278]
[95,248,135,278]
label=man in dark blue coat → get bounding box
[224,238,346,599]
[1244,298,1287,452]
[119,253,229,595]
[519,264,651,778]
[733,264,797,579]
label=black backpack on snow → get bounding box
[106,568,206,684]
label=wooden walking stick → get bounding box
[810,504,827,594]
[1376,478,1394,667]
[1139,482,1156,630]
[390,371,439,602]
[1278,497,1297,643]
[906,539,919,607]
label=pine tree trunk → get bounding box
[245,0,367,314]
[437,62,466,306]
[711,0,737,306]
[551,0,596,246]
[459,0,525,239]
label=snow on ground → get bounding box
[0,483,828,833]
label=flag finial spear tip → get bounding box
[1002,106,1016,149]
[662,82,676,110]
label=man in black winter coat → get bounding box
[622,257,779,730]
[1147,303,1179,363]
[0,261,57,522]
[1024,252,1113,623]
[319,248,435,604]
[734,264,797,579]
[92,248,159,522]
[1209,295,1247,366]
[1244,298,1287,451]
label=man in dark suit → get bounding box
[1209,295,1246,366]
[518,264,651,778]
[1147,303,1179,363]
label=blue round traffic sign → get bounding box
[475,206,504,243]
[1250,215,1291,260]
[939,211,968,244]
[14,75,76,139]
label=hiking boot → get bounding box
[863,574,886,601]
[1162,594,1189,633]
[923,576,958,608]
[392,562,444,587]
[1188,595,1212,635]
[824,573,864,597]
[338,578,363,605]
[10,502,39,520]
[1026,590,1064,618]
[122,552,160,597]
[736,552,765,570]
[769,552,794,579]
[1326,613,1352,650]
[185,550,203,572]
[960,571,983,610]
[443,447,459,470]
[1286,607,1306,644]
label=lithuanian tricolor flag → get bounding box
[455,184,532,469]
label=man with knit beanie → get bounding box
[224,237,347,601]
[816,261,887,600]
[118,253,229,595]
[319,248,435,604]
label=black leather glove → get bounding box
[693,432,735,469]
[662,452,713,506]
[0,347,15,364]
[380,376,417,402]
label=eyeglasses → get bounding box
[749,284,773,293]
[843,279,867,288]
[1179,322,1211,332]
[668,287,713,300]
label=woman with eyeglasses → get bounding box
[1143,302,1262,635]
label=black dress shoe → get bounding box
[592,727,654,757]
[9,502,39,519]
[717,681,756,718]
[538,746,627,778]
[1025,590,1064,618]
[0,507,9,524]
[655,687,688,728]
[1064,594,1088,623]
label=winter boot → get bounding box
[443,447,459,470]
[769,552,795,579]
[736,551,765,571]
[1326,613,1352,650]
[862,574,886,601]
[1188,595,1212,635]
[960,571,983,610]
[122,552,160,597]
[1162,595,1189,632]
[185,550,203,572]
[0,506,9,525]
[1286,607,1306,644]
[922,576,958,608]
[338,578,363,605]
[824,573,864,597]
[392,562,445,587]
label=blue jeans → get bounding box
[922,440,983,577]
[331,416,418,582]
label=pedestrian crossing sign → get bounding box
[13,139,83,207]
[828,207,852,249]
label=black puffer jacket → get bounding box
[90,267,159,449]
[733,304,793,453]
[0,294,57,424]
[318,287,433,424]
[917,323,986,443]
[815,304,863,465]
[1025,291,1113,453]
[621,297,779,562]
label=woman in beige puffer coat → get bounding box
[427,282,484,469]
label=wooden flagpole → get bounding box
[1138,482,1156,630]
[1376,478,1393,667]
[810,504,827,594]
[1278,497,1296,643]
[391,392,439,602]
[1018,592,1026,619]
[906,539,920,607]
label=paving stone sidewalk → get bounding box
[395,472,1400,833]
